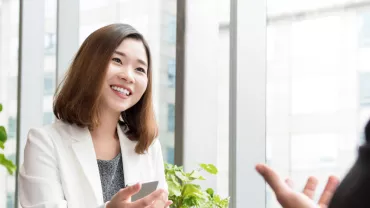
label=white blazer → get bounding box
[18,120,167,208]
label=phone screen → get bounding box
[131,181,159,202]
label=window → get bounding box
[359,72,370,107]
[167,58,176,88]
[7,192,14,208]
[167,103,175,132]
[44,33,56,55]
[7,117,16,139]
[7,76,18,101]
[359,12,370,48]
[44,76,54,96]
[0,0,19,206]
[167,14,176,44]
[43,0,57,125]
[266,2,370,207]
[166,147,175,164]
[43,112,54,125]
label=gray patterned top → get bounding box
[97,153,125,202]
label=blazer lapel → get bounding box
[117,124,142,186]
[70,126,104,205]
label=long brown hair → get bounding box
[53,23,158,154]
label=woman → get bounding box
[19,24,172,208]
[257,118,370,208]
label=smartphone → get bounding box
[131,181,159,202]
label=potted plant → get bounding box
[0,103,17,175]
[165,163,229,208]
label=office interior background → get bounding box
[1,0,370,207]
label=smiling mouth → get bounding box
[110,85,131,96]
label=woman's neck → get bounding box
[91,108,120,141]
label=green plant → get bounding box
[0,103,16,175]
[165,163,229,208]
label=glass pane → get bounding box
[167,104,175,132]
[167,59,176,88]
[218,0,230,23]
[0,0,20,207]
[266,3,370,208]
[217,27,230,199]
[267,0,363,16]
[79,0,177,164]
[43,0,57,125]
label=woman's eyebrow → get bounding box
[114,50,147,67]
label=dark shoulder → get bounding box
[329,144,370,208]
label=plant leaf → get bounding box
[182,195,198,207]
[199,163,218,175]
[0,153,17,175]
[188,170,205,180]
[175,170,190,182]
[181,184,207,207]
[182,184,207,199]
[0,141,4,149]
[168,181,182,196]
[206,188,214,197]
[170,174,180,186]
[164,162,229,208]
[0,126,7,143]
[0,103,2,112]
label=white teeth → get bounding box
[111,86,130,96]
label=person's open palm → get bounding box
[256,164,340,208]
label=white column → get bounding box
[16,1,45,206]
[56,0,80,84]
[181,0,220,191]
[0,1,14,206]
[17,0,45,164]
[216,29,230,199]
[229,0,267,207]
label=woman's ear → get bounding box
[365,118,370,143]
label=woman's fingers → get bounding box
[117,183,142,201]
[302,176,319,200]
[164,200,173,207]
[132,189,166,207]
[256,164,289,195]
[318,176,340,208]
[285,178,294,189]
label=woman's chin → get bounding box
[113,104,132,113]
[102,103,130,115]
[105,99,132,112]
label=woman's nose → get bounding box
[119,68,135,83]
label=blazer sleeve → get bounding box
[18,127,67,208]
[153,139,168,191]
[18,128,109,208]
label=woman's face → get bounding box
[101,38,149,115]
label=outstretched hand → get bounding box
[256,164,340,208]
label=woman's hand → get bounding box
[256,164,340,208]
[106,183,173,208]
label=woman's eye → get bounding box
[112,57,122,64]
[136,67,146,74]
